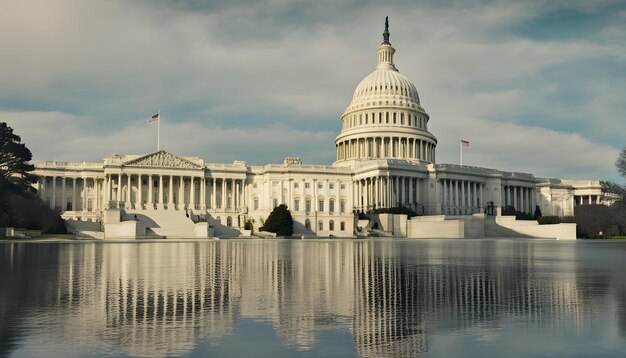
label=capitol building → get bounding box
[32,21,603,239]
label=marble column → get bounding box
[168,175,174,209]
[212,178,217,210]
[190,177,195,209]
[442,180,447,215]
[148,175,153,209]
[201,177,206,210]
[82,178,87,212]
[221,179,226,210]
[408,177,413,209]
[51,176,56,209]
[72,178,78,211]
[158,175,164,209]
[137,175,143,210]
[127,174,132,208]
[61,177,66,211]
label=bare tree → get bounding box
[617,146,626,179]
[601,181,625,204]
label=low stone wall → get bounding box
[407,216,464,239]
[193,222,213,238]
[105,221,146,239]
[369,214,406,237]
[492,216,576,240]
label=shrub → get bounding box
[502,205,517,216]
[537,216,561,225]
[244,218,254,233]
[367,207,420,218]
[259,204,293,236]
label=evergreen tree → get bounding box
[259,204,293,236]
[0,122,37,223]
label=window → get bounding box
[294,183,299,189]
[253,198,259,210]
[317,182,323,189]
[305,219,311,230]
[273,198,278,208]
[340,221,345,231]
[341,184,346,189]
[305,199,312,212]
[305,183,311,189]
[329,220,335,231]
[329,183,334,189]
[318,220,324,231]
[294,199,300,211]
[227,216,232,227]
[272,181,278,187]
[216,216,221,224]
[253,183,257,188]
[329,199,335,213]
[318,199,324,212]
[340,200,346,213]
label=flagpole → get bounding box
[157,109,161,151]
[460,138,463,166]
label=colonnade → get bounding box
[337,137,435,162]
[354,176,423,212]
[103,174,246,212]
[441,179,484,215]
[502,185,536,214]
[37,176,101,212]
[37,174,248,213]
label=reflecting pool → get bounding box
[1,239,625,357]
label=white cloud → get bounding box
[0,0,624,181]
[3,110,335,165]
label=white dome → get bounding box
[346,68,421,113]
[334,18,437,166]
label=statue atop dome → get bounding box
[383,16,390,45]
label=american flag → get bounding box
[461,139,470,147]
[148,113,159,122]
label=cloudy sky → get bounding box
[2,0,624,181]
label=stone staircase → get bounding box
[122,209,199,238]
[65,219,105,239]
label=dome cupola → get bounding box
[334,18,437,165]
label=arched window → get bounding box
[318,199,324,212]
[305,198,312,212]
[318,220,323,231]
[340,221,345,231]
[272,198,278,208]
[305,219,311,230]
[294,198,300,211]
[386,112,389,124]
[253,197,259,210]
[329,199,335,213]
[227,216,232,227]
[329,220,335,231]
[340,200,346,213]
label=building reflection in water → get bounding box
[0,240,624,357]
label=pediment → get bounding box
[124,150,203,169]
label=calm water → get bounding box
[0,239,625,358]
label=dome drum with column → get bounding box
[335,19,437,164]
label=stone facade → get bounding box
[31,21,605,237]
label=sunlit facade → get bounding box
[31,20,603,237]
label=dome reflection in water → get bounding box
[0,240,625,358]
